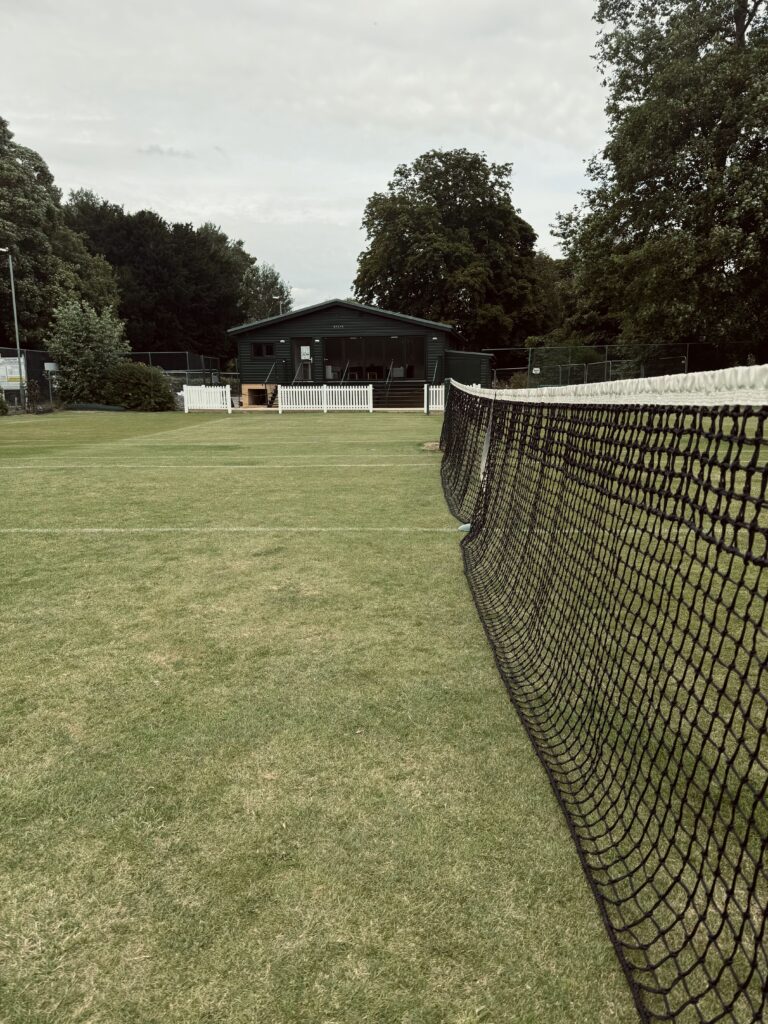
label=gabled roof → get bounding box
[227,299,457,336]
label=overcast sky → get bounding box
[2,0,606,308]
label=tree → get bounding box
[0,119,120,349]
[0,117,64,349]
[557,1,768,364]
[240,262,293,321]
[353,149,541,349]
[64,192,258,359]
[45,299,129,403]
[49,222,120,313]
[525,254,577,344]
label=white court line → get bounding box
[0,526,455,535]
[1,461,435,470]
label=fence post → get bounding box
[226,385,232,414]
[183,385,189,413]
[277,384,282,414]
[424,384,428,414]
[368,384,373,412]
[322,383,328,413]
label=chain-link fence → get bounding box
[487,344,719,390]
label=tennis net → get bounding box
[440,368,768,1023]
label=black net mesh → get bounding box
[440,382,768,1023]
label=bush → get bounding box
[0,392,8,415]
[46,300,129,403]
[101,361,177,411]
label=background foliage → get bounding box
[354,149,558,350]
[239,262,294,322]
[101,360,178,411]
[0,116,291,362]
[552,0,768,364]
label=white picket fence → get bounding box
[278,384,374,413]
[183,384,232,413]
[424,384,445,411]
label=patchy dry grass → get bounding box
[0,411,637,1023]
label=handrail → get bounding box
[264,361,276,385]
[340,360,350,383]
[384,359,394,405]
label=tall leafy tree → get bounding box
[0,117,61,349]
[64,191,257,360]
[354,149,541,348]
[240,262,293,321]
[557,0,768,364]
[0,118,119,349]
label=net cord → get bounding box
[449,363,768,407]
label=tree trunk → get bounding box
[735,0,765,46]
[735,0,749,46]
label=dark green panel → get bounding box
[445,349,491,386]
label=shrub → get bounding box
[45,300,129,403]
[101,361,177,411]
[0,392,8,415]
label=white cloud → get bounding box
[1,0,606,306]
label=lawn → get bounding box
[0,410,637,1024]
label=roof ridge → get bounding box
[228,299,456,335]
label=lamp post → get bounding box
[0,247,24,408]
[272,294,283,316]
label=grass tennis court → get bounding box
[0,411,637,1023]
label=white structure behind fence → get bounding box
[278,384,374,413]
[183,384,232,413]
[424,384,445,412]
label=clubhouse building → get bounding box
[229,300,491,408]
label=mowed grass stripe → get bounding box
[0,411,637,1024]
[1,462,435,470]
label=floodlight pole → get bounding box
[0,247,24,408]
[272,294,283,315]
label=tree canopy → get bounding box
[63,191,257,360]
[239,262,293,322]
[0,118,119,349]
[0,115,291,362]
[555,0,768,364]
[353,149,548,349]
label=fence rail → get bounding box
[182,384,232,413]
[278,384,374,413]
